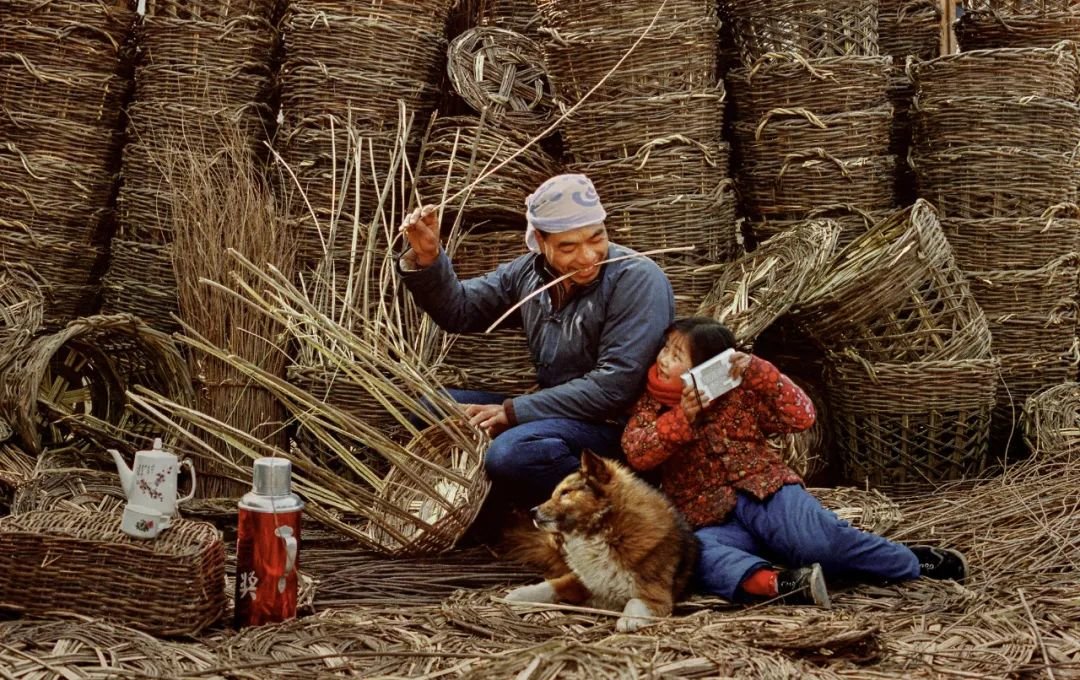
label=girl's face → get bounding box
[657,331,693,381]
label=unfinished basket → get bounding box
[940,210,1080,271]
[727,55,891,120]
[0,510,225,636]
[912,95,1080,155]
[956,11,1080,49]
[11,468,126,515]
[696,220,840,346]
[878,0,941,59]
[733,106,893,168]
[447,27,554,136]
[907,44,1080,101]
[793,200,993,362]
[738,153,897,219]
[365,421,490,556]
[0,314,194,455]
[1022,381,1080,457]
[827,354,997,489]
[722,0,879,62]
[569,137,729,202]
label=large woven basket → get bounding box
[727,55,891,120]
[996,352,1075,448]
[0,265,43,367]
[722,0,879,62]
[878,0,941,59]
[442,330,537,394]
[940,209,1080,271]
[569,137,729,203]
[956,11,1080,49]
[100,240,181,333]
[827,354,998,489]
[738,153,897,220]
[733,106,893,168]
[967,256,1079,321]
[908,44,1080,101]
[1022,381,1080,458]
[536,0,717,33]
[696,221,840,346]
[0,3,132,73]
[991,312,1078,357]
[912,95,1080,154]
[962,0,1079,13]
[142,0,280,21]
[0,510,226,636]
[11,468,127,515]
[793,201,993,362]
[657,252,739,318]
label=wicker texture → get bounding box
[727,55,891,120]
[11,468,126,515]
[794,201,992,362]
[908,44,1080,101]
[537,0,716,32]
[912,95,1080,154]
[967,256,1079,321]
[749,206,889,247]
[442,329,537,393]
[996,352,1075,446]
[962,0,1080,12]
[450,230,530,281]
[142,0,280,21]
[0,510,225,636]
[448,27,555,136]
[878,0,942,59]
[101,240,181,333]
[1022,381,1080,457]
[0,266,43,367]
[478,0,542,35]
[739,153,897,220]
[721,0,879,62]
[570,137,729,202]
[771,376,831,479]
[733,106,893,168]
[941,211,1080,271]
[956,10,1080,49]
[827,354,998,489]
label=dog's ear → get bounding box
[580,450,612,487]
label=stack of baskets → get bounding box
[957,1,1080,49]
[102,0,280,332]
[791,201,998,490]
[0,0,135,326]
[909,44,1080,451]
[477,0,541,37]
[539,0,740,316]
[721,0,898,246]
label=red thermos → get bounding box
[235,457,303,628]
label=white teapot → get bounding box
[110,438,196,539]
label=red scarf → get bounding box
[646,364,684,407]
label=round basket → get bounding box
[878,0,942,59]
[967,256,1079,320]
[450,229,529,280]
[561,86,725,162]
[956,11,1080,49]
[940,209,1080,271]
[908,44,1080,101]
[696,220,840,346]
[569,137,730,203]
[0,314,194,455]
[737,152,897,220]
[443,330,536,394]
[733,105,894,167]
[793,200,993,362]
[749,205,889,247]
[364,421,490,556]
[722,0,879,63]
[11,468,126,515]
[727,55,891,120]
[1021,381,1080,458]
[912,95,1080,154]
[911,146,1080,219]
[447,27,555,136]
[827,353,998,489]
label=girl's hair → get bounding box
[667,317,737,367]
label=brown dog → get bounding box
[504,451,699,632]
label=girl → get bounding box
[621,317,967,606]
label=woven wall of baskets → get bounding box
[1022,381,1080,458]
[0,314,194,456]
[908,44,1079,101]
[878,0,941,60]
[442,330,537,393]
[447,27,555,137]
[913,96,1080,154]
[416,115,560,227]
[793,201,992,363]
[720,0,879,63]
[956,12,1080,50]
[450,229,529,280]
[478,0,542,35]
[739,153,897,220]
[940,210,1080,271]
[0,510,226,636]
[570,137,730,204]
[826,354,998,490]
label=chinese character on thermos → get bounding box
[235,457,303,628]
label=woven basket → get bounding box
[769,375,831,479]
[443,330,537,393]
[537,0,717,33]
[11,468,126,515]
[749,205,889,248]
[656,253,737,318]
[878,0,942,59]
[447,27,555,136]
[450,229,530,280]
[100,240,181,333]
[990,312,1078,356]
[569,137,729,203]
[911,146,1080,219]
[956,11,1080,49]
[142,0,280,21]
[287,364,402,436]
[696,221,840,346]
[962,0,1079,12]
[0,146,118,225]
[827,354,998,489]
[365,422,490,556]
[794,200,993,362]
[996,352,1075,446]
[479,0,542,35]
[734,105,893,168]
[940,209,1080,271]
[0,265,43,367]
[1022,381,1080,457]
[728,55,890,120]
[738,153,897,220]
[0,13,129,73]
[912,95,1080,154]
[722,0,879,62]
[0,62,128,129]
[0,510,225,636]
[908,44,1080,101]
[0,314,194,455]
[967,256,1079,320]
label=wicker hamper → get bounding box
[0,510,226,636]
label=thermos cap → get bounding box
[252,457,292,496]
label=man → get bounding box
[398,174,675,505]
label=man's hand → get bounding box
[400,204,441,268]
[464,403,509,437]
[680,384,709,422]
[728,351,752,380]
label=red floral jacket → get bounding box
[621,355,814,528]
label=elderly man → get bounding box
[398,174,674,505]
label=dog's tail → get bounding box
[501,514,569,579]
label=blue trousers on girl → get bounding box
[695,484,920,601]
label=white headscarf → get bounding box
[524,174,607,252]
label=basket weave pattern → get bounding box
[721,0,879,63]
[957,12,1080,51]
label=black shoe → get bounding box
[910,545,968,583]
[776,563,831,608]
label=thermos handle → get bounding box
[283,532,298,576]
[178,459,197,503]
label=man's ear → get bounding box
[580,450,612,486]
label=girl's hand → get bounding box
[681,383,709,421]
[728,351,752,380]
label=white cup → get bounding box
[120,504,168,539]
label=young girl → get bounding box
[621,316,967,606]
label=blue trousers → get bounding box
[444,389,625,507]
[695,484,920,601]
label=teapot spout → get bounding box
[109,449,134,497]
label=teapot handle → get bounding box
[178,459,197,503]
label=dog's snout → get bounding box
[529,505,542,520]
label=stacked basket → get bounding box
[957,1,1080,49]
[476,0,541,37]
[538,0,740,316]
[909,45,1080,452]
[102,0,280,332]
[721,0,898,246]
[0,0,135,326]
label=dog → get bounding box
[503,451,699,632]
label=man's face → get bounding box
[537,224,610,286]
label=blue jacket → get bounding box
[400,244,675,424]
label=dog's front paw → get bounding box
[616,598,655,633]
[505,581,556,604]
